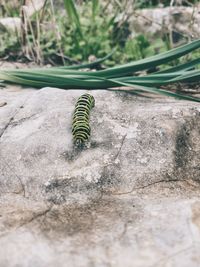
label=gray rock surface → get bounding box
[0,87,200,267]
[127,6,200,39]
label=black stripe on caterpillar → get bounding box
[72,93,95,147]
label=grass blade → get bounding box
[93,39,200,78]
[168,69,200,83]
[0,39,200,102]
[156,58,200,74]
[59,49,115,70]
[63,0,82,37]
[92,0,99,19]
[110,79,200,102]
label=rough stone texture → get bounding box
[129,6,200,39]
[0,87,200,267]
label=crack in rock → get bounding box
[0,158,26,197]
[0,116,14,139]
[109,179,189,195]
[0,96,30,140]
[150,245,196,267]
[114,133,127,160]
[18,204,54,229]
[10,114,38,127]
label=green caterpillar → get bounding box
[72,93,95,147]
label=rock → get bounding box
[0,0,46,32]
[23,0,46,17]
[0,18,21,32]
[129,6,200,39]
[0,87,200,267]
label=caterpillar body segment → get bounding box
[72,93,95,147]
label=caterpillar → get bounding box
[72,93,95,147]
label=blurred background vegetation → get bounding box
[0,0,199,67]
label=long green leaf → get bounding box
[110,79,200,103]
[59,49,115,69]
[1,39,200,102]
[169,69,200,83]
[156,57,200,74]
[4,39,200,79]
[92,39,200,78]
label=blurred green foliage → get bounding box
[0,0,195,66]
[0,32,20,58]
[57,0,169,66]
